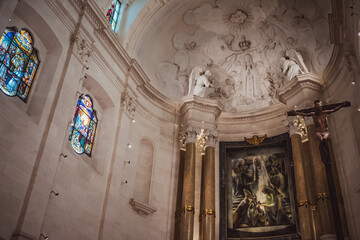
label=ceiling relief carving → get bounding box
[155,0,332,112]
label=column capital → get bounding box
[287,116,308,140]
[179,124,200,144]
[204,129,218,148]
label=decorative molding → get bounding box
[73,35,93,66]
[218,103,286,123]
[121,91,137,119]
[129,198,157,216]
[278,73,322,104]
[137,84,177,113]
[179,96,224,120]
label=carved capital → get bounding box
[121,91,137,119]
[184,126,200,144]
[204,129,218,148]
[180,124,200,144]
[287,116,308,140]
[73,35,93,65]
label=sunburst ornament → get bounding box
[223,3,254,32]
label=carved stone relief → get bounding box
[154,0,333,112]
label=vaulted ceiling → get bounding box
[130,0,333,112]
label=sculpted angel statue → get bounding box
[280,49,309,82]
[187,67,213,97]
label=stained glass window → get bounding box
[106,0,122,31]
[0,27,40,102]
[69,94,98,156]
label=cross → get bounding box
[287,100,351,240]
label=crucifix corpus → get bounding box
[287,99,351,240]
[288,100,350,163]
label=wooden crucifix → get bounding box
[287,100,351,240]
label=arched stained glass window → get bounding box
[0,27,40,102]
[69,94,98,156]
[106,0,122,31]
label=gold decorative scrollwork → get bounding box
[184,205,195,213]
[298,200,312,208]
[315,193,330,202]
[244,135,267,146]
[203,209,215,216]
[199,209,215,221]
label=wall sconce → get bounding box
[124,160,131,165]
[351,81,356,85]
[40,232,49,240]
[357,106,360,112]
[127,143,132,148]
[131,118,136,123]
[121,180,128,184]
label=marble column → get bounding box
[201,130,217,240]
[180,125,198,240]
[306,120,336,240]
[289,118,314,240]
[174,150,186,240]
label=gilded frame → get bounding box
[219,133,300,239]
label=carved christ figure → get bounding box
[288,100,350,163]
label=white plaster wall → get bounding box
[101,104,177,240]
[324,65,360,239]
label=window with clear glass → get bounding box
[0,27,40,102]
[69,94,98,156]
[106,0,122,31]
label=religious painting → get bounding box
[220,133,300,239]
[0,27,40,102]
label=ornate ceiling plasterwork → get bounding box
[155,0,333,112]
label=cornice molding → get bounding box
[218,102,286,123]
[125,0,165,56]
[179,96,223,116]
[278,73,322,104]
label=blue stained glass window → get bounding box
[0,27,40,102]
[69,94,98,156]
[106,0,122,31]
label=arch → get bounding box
[82,74,115,110]
[134,138,155,203]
